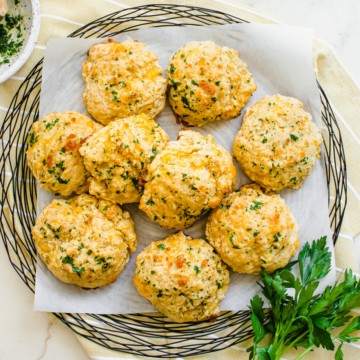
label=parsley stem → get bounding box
[278,315,297,346]
[280,331,308,358]
[295,345,315,360]
[271,310,302,359]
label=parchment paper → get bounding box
[34,23,335,314]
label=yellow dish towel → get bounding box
[1,1,359,359]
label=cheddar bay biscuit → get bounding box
[139,130,236,229]
[79,114,169,205]
[26,111,102,196]
[32,194,137,288]
[233,94,322,191]
[134,232,229,322]
[206,184,299,274]
[167,41,256,127]
[82,39,167,125]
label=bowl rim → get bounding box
[0,0,41,84]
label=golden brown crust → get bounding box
[206,184,299,274]
[233,94,322,191]
[134,232,229,322]
[79,114,169,204]
[82,39,167,125]
[167,41,256,127]
[26,111,102,196]
[32,194,137,288]
[139,130,236,229]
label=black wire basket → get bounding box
[0,4,347,358]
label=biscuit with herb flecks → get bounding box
[139,129,236,229]
[134,231,229,322]
[26,111,102,196]
[233,94,322,191]
[82,39,167,125]
[32,194,136,288]
[79,114,169,204]
[167,41,256,127]
[206,184,299,274]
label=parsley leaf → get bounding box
[157,243,165,250]
[249,201,264,211]
[298,236,331,285]
[249,295,267,344]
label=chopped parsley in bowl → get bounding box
[0,0,40,83]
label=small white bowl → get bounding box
[0,0,40,83]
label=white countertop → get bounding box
[1,1,359,359]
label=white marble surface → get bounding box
[1,1,360,359]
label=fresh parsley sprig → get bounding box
[248,236,360,360]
